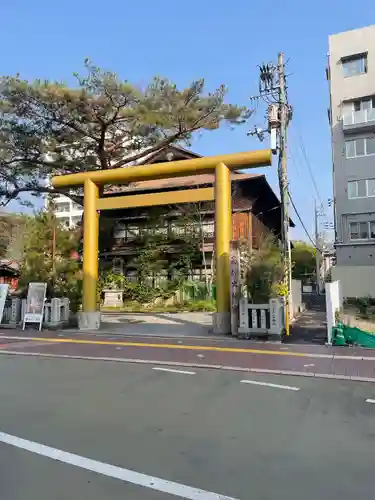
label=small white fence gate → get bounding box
[238,297,285,338]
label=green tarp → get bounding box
[332,322,375,348]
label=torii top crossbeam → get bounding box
[51,150,272,188]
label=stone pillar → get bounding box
[10,298,21,325]
[269,298,284,337]
[21,299,26,324]
[61,298,70,322]
[50,298,61,326]
[78,312,101,331]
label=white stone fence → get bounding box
[2,297,70,328]
[238,298,285,338]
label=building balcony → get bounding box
[343,108,375,134]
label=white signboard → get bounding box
[0,284,9,324]
[22,282,47,331]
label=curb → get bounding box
[1,349,375,383]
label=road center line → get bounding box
[366,399,375,404]
[240,379,300,391]
[1,334,375,361]
[153,367,196,375]
[0,431,237,500]
[0,335,328,358]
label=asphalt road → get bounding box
[1,356,375,499]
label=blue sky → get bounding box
[1,0,374,240]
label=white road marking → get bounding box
[0,431,237,500]
[304,364,315,368]
[240,379,300,391]
[153,367,196,375]
[366,399,375,404]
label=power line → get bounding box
[291,125,324,206]
[288,189,321,252]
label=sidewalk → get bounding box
[289,293,327,345]
[1,328,375,382]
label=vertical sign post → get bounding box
[230,241,241,336]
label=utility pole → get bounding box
[50,202,56,291]
[314,200,321,294]
[249,53,293,336]
[277,52,292,336]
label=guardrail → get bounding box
[343,108,375,126]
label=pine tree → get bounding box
[0,60,251,207]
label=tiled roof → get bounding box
[105,172,264,195]
[0,259,20,272]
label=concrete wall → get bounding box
[332,265,375,297]
[328,25,375,264]
[291,279,302,318]
[335,242,375,266]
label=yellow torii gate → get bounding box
[52,149,272,333]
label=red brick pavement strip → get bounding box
[1,340,375,382]
[0,328,373,358]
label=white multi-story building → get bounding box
[52,194,83,228]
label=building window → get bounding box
[342,54,367,77]
[345,137,375,158]
[56,202,70,213]
[348,179,366,198]
[154,225,168,236]
[112,258,123,275]
[170,222,185,236]
[113,222,126,239]
[367,179,375,197]
[359,222,368,239]
[202,222,215,237]
[348,179,375,199]
[58,217,70,229]
[126,226,139,239]
[353,97,375,112]
[349,221,375,240]
[350,221,369,240]
[367,136,375,155]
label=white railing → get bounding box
[1,297,70,328]
[238,298,285,338]
[343,108,375,126]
